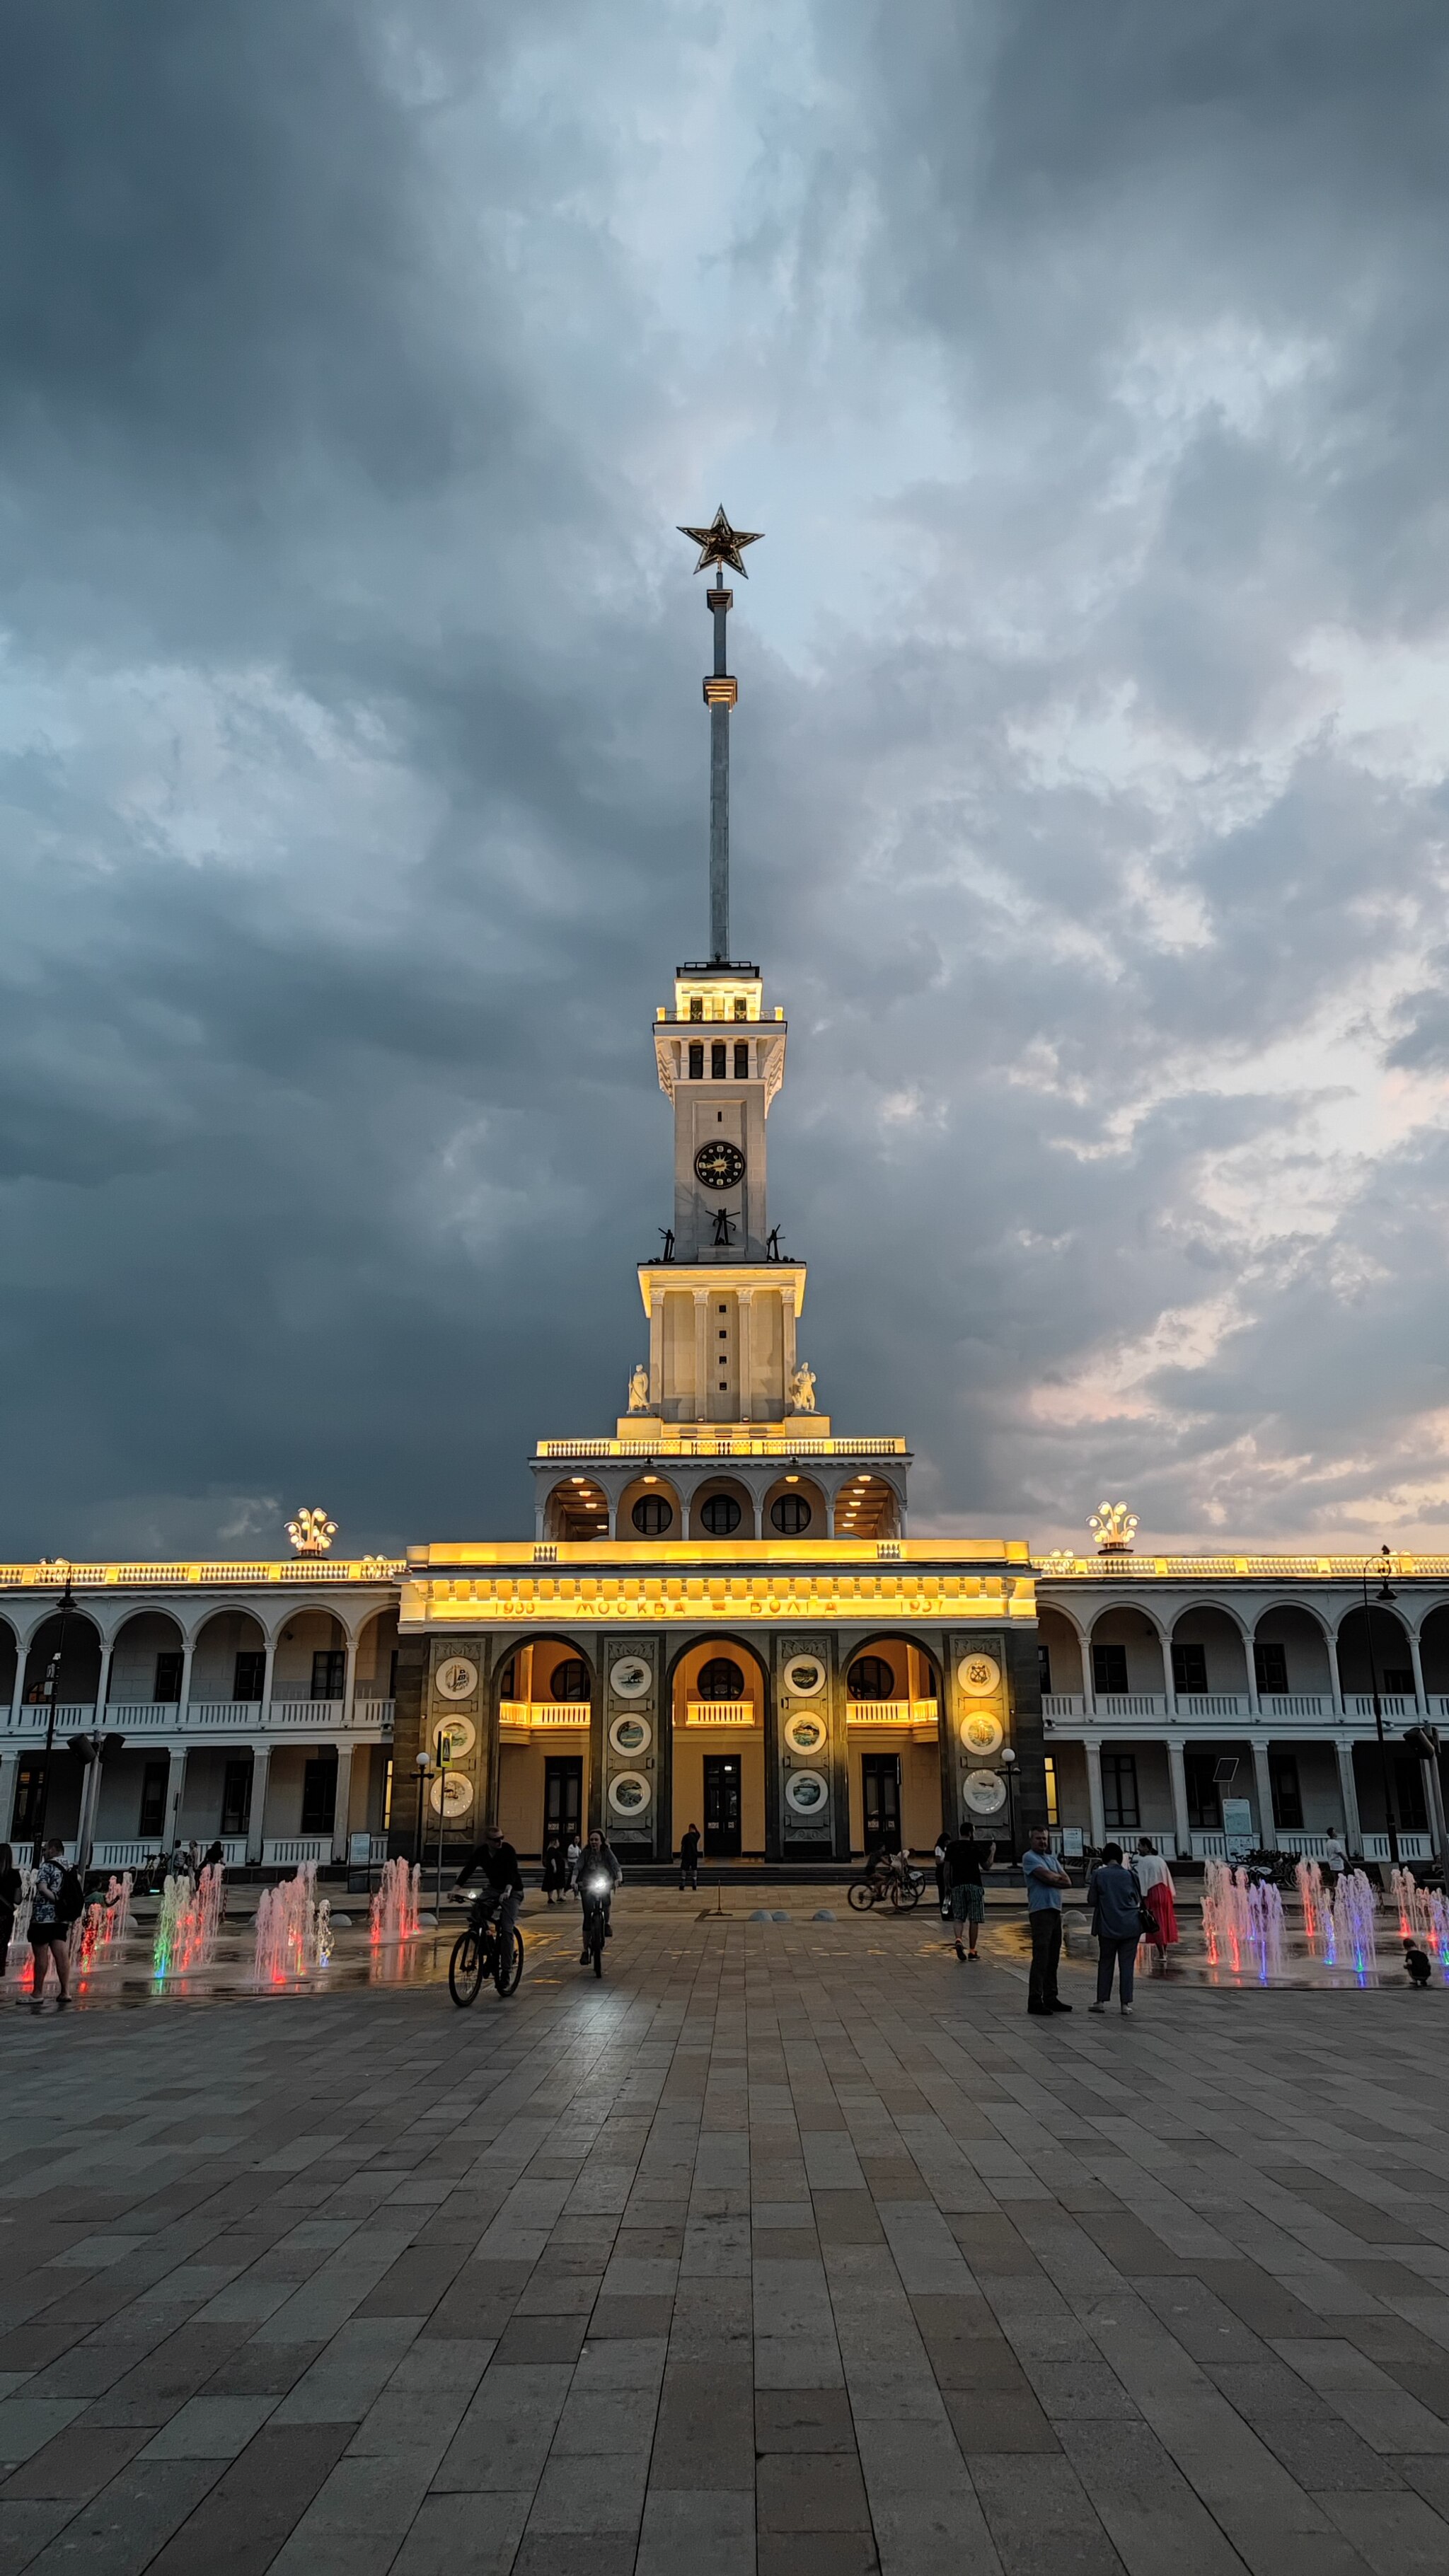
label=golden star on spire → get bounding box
[678,505,763,578]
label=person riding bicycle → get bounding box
[577,1828,621,1964]
[449,1823,524,1955]
[866,1827,904,1890]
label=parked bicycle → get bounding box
[448,1893,524,2005]
[848,1854,925,1912]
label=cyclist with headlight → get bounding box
[577,1827,621,1973]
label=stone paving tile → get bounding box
[6,1903,1449,2570]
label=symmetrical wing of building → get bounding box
[8,518,1448,1873]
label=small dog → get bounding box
[1403,1940,1433,1988]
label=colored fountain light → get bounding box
[152,1864,225,1980]
[1201,1860,1285,1982]
[253,1862,333,1985]
[369,1855,421,1946]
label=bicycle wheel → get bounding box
[449,1930,484,2006]
[847,1879,874,1912]
[495,1927,524,1996]
[590,1919,605,1976]
[898,1878,923,1910]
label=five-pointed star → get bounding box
[678,506,764,577]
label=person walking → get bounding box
[933,1831,950,1919]
[0,1843,21,1977]
[679,1823,701,1892]
[541,1832,567,1905]
[1022,1828,1072,2016]
[943,1820,994,1960]
[1134,1839,1178,1960]
[1087,1842,1145,2016]
[27,1839,79,2013]
[565,1833,582,1897]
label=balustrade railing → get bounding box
[2,1697,394,1737]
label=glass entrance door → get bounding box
[703,1755,742,1857]
[543,1757,583,1849]
[861,1753,901,1853]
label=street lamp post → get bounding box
[30,1580,79,1864]
[1363,1547,1402,1871]
[414,1750,432,1869]
[1000,1745,1019,1861]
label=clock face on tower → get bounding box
[693,1140,746,1191]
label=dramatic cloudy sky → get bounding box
[3,0,1449,1557]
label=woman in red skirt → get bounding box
[1135,1839,1179,1958]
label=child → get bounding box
[1403,1939,1433,1988]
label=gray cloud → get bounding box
[0,0,1446,1556]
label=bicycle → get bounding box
[847,1856,925,1912]
[448,1895,524,2005]
[579,1873,613,1977]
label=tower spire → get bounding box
[678,506,763,962]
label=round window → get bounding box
[550,1658,590,1702]
[848,1655,895,1700]
[784,1769,829,1815]
[770,1494,812,1535]
[700,1492,743,1537]
[607,1771,651,1816]
[698,1657,746,1702]
[632,1494,674,1537]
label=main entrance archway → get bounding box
[669,1637,768,1858]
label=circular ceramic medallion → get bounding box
[956,1651,1001,1697]
[607,1770,651,1818]
[962,1767,1006,1815]
[435,1656,479,1702]
[958,1709,1003,1756]
[784,1768,830,1816]
[427,1769,474,1819]
[783,1709,829,1757]
[432,1712,477,1760]
[610,1656,652,1699]
[608,1711,653,1758]
[783,1654,826,1698]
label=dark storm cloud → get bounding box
[0,0,1446,1552]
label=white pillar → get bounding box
[178,1638,195,1719]
[1084,1740,1106,1851]
[1250,1740,1277,1850]
[693,1288,709,1423]
[782,1284,799,1407]
[1409,1629,1428,1715]
[248,1745,271,1864]
[1336,1740,1363,1856]
[330,1741,355,1864]
[1167,1738,1191,1859]
[737,1289,754,1424]
[262,1632,277,1716]
[94,1641,114,1723]
[1242,1623,1260,1719]
[170,1748,190,1853]
[648,1285,665,1414]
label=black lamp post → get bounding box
[1362,1547,1402,1871]
[1000,1745,1019,1861]
[30,1578,79,1864]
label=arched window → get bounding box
[700,1492,742,1537]
[632,1494,674,1537]
[688,1041,704,1079]
[699,1656,745,1701]
[734,1040,749,1078]
[711,1040,727,1078]
[550,1658,590,1702]
[770,1494,812,1535]
[848,1654,895,1699]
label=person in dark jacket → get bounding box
[942,1821,995,1961]
[449,1823,525,1951]
[679,1824,701,1891]
[541,1833,567,1905]
[1087,1843,1144,2016]
[577,1830,621,1962]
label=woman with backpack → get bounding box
[28,1838,81,2011]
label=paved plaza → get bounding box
[4,1896,1449,2576]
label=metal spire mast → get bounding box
[678,507,762,962]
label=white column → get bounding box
[1167,1738,1191,1858]
[170,1748,190,1852]
[248,1745,271,1864]
[1084,1740,1106,1851]
[782,1284,799,1404]
[737,1288,754,1423]
[1336,1739,1363,1856]
[331,1741,355,1864]
[1250,1740,1277,1850]
[693,1288,709,1423]
[178,1638,195,1720]
[262,1632,277,1716]
[648,1285,665,1415]
[1242,1622,1260,1719]
[94,1641,114,1723]
[1409,1629,1428,1715]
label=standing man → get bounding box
[942,1819,993,1962]
[1022,1827,1073,2016]
[679,1822,701,1893]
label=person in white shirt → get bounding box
[1135,1839,1178,1955]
